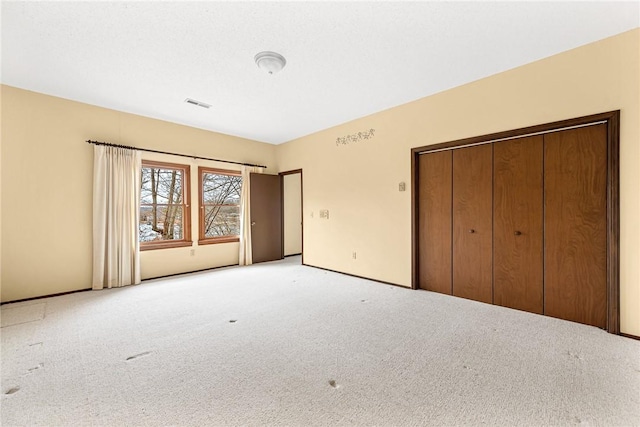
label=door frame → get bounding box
[411,110,620,334]
[279,169,304,264]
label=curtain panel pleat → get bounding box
[238,166,263,265]
[92,145,141,289]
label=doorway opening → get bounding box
[280,169,303,264]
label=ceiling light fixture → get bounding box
[254,51,286,75]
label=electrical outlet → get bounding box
[320,209,329,219]
[399,182,406,192]
[190,249,195,256]
[352,251,357,259]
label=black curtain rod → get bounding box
[86,140,267,169]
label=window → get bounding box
[140,161,191,250]
[199,167,242,244]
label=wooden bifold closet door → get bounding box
[544,124,607,329]
[415,117,611,331]
[452,144,493,304]
[493,136,544,314]
[417,151,452,294]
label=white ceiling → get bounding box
[2,2,638,145]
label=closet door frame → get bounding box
[411,110,620,334]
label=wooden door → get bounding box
[452,144,493,304]
[493,136,544,314]
[417,151,452,294]
[544,124,607,328]
[250,173,283,264]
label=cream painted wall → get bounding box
[276,29,640,336]
[283,173,302,256]
[0,86,277,302]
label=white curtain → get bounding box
[238,165,263,265]
[92,145,142,289]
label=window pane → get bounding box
[141,167,183,205]
[139,205,184,242]
[202,173,241,205]
[203,205,240,238]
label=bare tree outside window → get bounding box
[199,168,242,243]
[140,161,191,248]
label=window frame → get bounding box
[198,167,242,245]
[140,160,192,251]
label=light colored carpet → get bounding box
[1,256,639,426]
[1,303,45,328]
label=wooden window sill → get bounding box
[198,237,240,245]
[140,241,193,251]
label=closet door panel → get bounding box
[417,151,452,294]
[453,144,493,304]
[493,136,544,314]
[544,124,607,328]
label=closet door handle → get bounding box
[468,229,475,234]
[514,231,522,236]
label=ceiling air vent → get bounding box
[184,98,211,109]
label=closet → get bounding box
[414,112,618,332]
